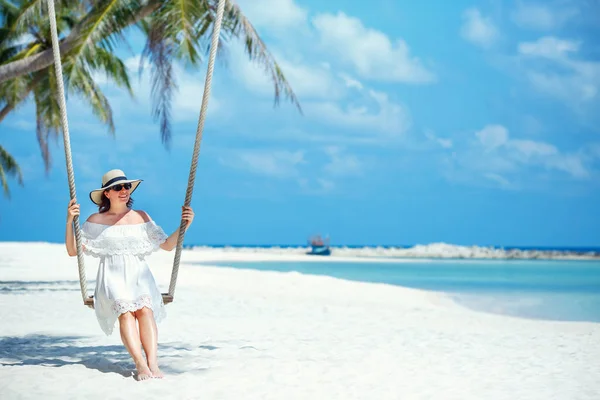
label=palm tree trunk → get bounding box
[0,1,161,84]
[0,102,17,123]
[0,39,78,84]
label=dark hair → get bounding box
[98,190,134,213]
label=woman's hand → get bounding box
[67,198,80,223]
[65,198,80,256]
[182,206,195,229]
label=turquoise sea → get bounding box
[200,258,600,323]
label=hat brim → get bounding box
[89,179,142,205]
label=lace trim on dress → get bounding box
[112,294,154,315]
[146,222,169,247]
[97,294,167,336]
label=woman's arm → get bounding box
[160,206,195,251]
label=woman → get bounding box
[65,169,194,380]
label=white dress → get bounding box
[80,221,169,336]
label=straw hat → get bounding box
[89,169,142,205]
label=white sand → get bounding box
[0,242,598,399]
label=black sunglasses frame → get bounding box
[107,183,132,192]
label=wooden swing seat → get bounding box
[83,293,174,308]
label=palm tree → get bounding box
[0,144,23,197]
[0,0,300,198]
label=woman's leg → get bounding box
[118,311,153,380]
[135,306,163,378]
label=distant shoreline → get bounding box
[1,241,598,260]
[184,243,600,261]
[186,244,600,252]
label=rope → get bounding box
[45,0,90,306]
[168,0,226,300]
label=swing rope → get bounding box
[166,0,226,304]
[45,0,227,307]
[46,0,90,306]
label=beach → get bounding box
[1,242,599,399]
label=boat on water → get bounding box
[307,234,331,256]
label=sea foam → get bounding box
[188,242,599,260]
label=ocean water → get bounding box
[200,258,600,323]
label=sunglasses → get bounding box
[107,183,132,191]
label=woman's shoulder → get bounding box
[85,210,152,225]
[132,209,152,222]
[86,213,105,224]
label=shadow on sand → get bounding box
[0,280,95,293]
[0,334,204,379]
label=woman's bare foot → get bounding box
[149,364,164,379]
[136,361,153,381]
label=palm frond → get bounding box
[0,144,23,198]
[0,1,24,51]
[1,0,81,40]
[172,0,207,64]
[1,0,81,66]
[88,45,133,94]
[32,69,61,171]
[0,72,39,122]
[138,0,215,145]
[0,166,8,197]
[222,0,301,113]
[65,62,115,133]
[0,72,28,106]
[141,19,177,146]
[1,40,42,64]
[1,0,43,39]
[69,0,141,58]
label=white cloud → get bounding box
[316,178,335,191]
[306,89,411,136]
[236,0,308,30]
[218,149,305,178]
[217,146,364,194]
[234,51,343,100]
[437,138,453,148]
[460,8,499,48]
[507,139,557,158]
[511,2,579,30]
[518,36,580,60]
[443,124,594,189]
[475,125,509,150]
[323,147,362,176]
[548,154,589,178]
[312,12,435,83]
[484,173,511,188]
[297,176,336,195]
[101,56,220,122]
[217,7,424,146]
[521,115,544,135]
[528,71,598,103]
[171,76,221,120]
[231,48,411,144]
[338,73,363,90]
[517,37,600,105]
[425,131,453,149]
[473,124,590,179]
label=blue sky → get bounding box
[1,0,600,247]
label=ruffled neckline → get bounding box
[84,221,153,227]
[81,220,168,257]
